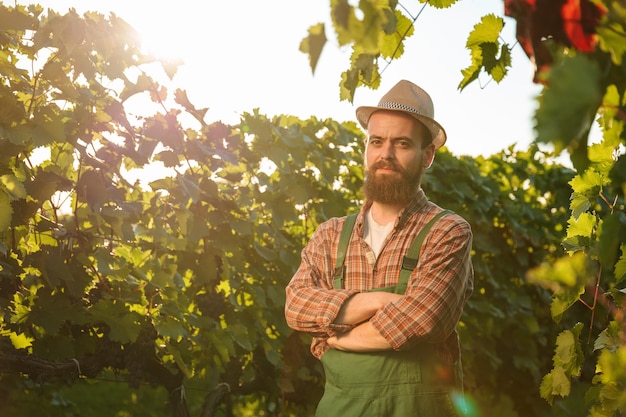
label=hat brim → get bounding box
[355,106,447,150]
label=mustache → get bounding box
[369,160,402,172]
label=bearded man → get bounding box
[285,80,474,417]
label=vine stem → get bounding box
[587,263,603,345]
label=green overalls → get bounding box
[316,211,465,417]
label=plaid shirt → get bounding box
[285,189,474,360]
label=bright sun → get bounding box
[128,7,193,63]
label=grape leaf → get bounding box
[89,299,142,344]
[0,192,12,231]
[566,212,596,240]
[300,23,327,74]
[459,14,505,90]
[0,174,27,199]
[597,22,626,65]
[536,55,602,156]
[553,323,584,376]
[229,323,253,351]
[615,244,626,283]
[540,366,571,404]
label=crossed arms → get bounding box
[327,292,403,351]
[284,213,474,357]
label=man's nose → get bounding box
[379,141,395,160]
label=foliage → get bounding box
[0,4,360,416]
[1,2,624,417]
[423,146,573,417]
[305,0,626,415]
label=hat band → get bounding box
[378,101,424,115]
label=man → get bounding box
[285,80,474,416]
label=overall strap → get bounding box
[395,210,452,294]
[333,210,453,291]
[333,213,357,289]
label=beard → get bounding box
[362,160,423,206]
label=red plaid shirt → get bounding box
[285,189,474,360]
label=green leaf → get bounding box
[428,0,460,7]
[594,321,622,352]
[597,22,626,65]
[536,55,603,156]
[0,5,37,30]
[331,0,353,44]
[569,192,592,219]
[0,192,12,231]
[569,169,603,200]
[596,347,626,385]
[229,323,253,351]
[253,241,276,262]
[588,405,616,417]
[615,244,626,283]
[89,299,142,344]
[154,315,187,341]
[566,212,596,240]
[151,264,178,289]
[262,339,281,366]
[28,289,74,333]
[101,206,136,241]
[0,174,27,199]
[120,72,155,101]
[459,14,505,90]
[300,22,327,74]
[9,332,33,349]
[551,288,584,322]
[486,43,511,82]
[540,326,584,403]
[540,367,571,404]
[166,342,193,378]
[354,4,379,54]
[588,140,619,176]
[178,175,201,203]
[466,14,503,46]
[76,169,109,212]
[553,323,584,376]
[208,331,235,364]
[108,313,142,344]
[598,213,622,269]
[154,150,180,168]
[379,11,412,59]
[28,171,72,203]
[530,250,589,286]
[527,253,589,321]
[598,381,626,414]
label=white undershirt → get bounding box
[363,208,395,258]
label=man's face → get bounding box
[363,110,435,205]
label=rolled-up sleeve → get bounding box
[371,215,474,350]
[285,218,359,337]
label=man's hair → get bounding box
[417,121,433,149]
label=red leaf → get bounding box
[505,0,605,82]
[505,0,566,82]
[561,0,605,52]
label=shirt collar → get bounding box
[357,188,428,234]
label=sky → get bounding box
[24,0,544,158]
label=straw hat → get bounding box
[355,80,447,149]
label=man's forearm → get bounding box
[327,321,392,351]
[334,292,402,325]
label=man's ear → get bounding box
[424,143,435,169]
